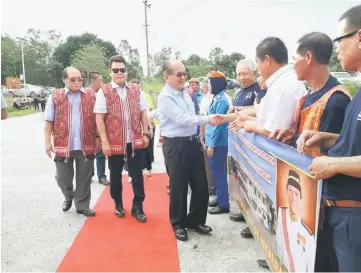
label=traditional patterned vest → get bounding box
[294,85,351,157]
[52,88,97,157]
[102,83,142,155]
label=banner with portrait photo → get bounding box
[227,130,323,272]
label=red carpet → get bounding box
[57,173,180,272]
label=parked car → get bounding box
[8,84,42,98]
[227,78,240,91]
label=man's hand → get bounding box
[142,135,150,148]
[207,147,214,158]
[269,129,295,145]
[45,141,54,158]
[309,156,337,180]
[229,116,246,132]
[209,114,224,125]
[95,137,102,154]
[296,130,320,154]
[102,140,112,156]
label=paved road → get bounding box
[1,113,266,272]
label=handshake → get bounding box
[207,114,226,126]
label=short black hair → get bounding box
[339,5,361,32]
[297,32,333,65]
[256,37,288,64]
[108,55,127,68]
[89,71,101,81]
[129,79,141,84]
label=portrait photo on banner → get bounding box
[275,157,318,272]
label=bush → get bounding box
[142,78,164,108]
[343,80,361,97]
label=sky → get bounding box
[1,0,359,74]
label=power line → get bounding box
[143,0,151,78]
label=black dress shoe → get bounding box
[115,204,125,217]
[174,228,188,241]
[229,213,245,222]
[131,208,147,222]
[76,208,96,217]
[62,200,73,212]
[99,176,110,186]
[208,199,219,207]
[191,224,213,234]
[208,206,230,214]
[257,259,270,270]
[241,226,254,238]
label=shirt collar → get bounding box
[111,81,129,89]
[65,87,85,94]
[165,83,184,96]
[265,64,293,88]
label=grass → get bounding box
[4,95,39,118]
[343,80,361,97]
[7,108,38,118]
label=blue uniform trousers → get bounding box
[208,146,229,209]
[315,206,361,272]
[95,149,106,179]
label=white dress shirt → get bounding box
[94,82,147,143]
[257,65,307,132]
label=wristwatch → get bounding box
[143,132,150,139]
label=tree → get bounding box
[1,29,62,86]
[71,45,110,85]
[118,40,144,80]
[149,47,173,78]
[185,54,212,78]
[51,33,118,85]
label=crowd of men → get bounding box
[39,3,360,272]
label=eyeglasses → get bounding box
[68,77,83,83]
[333,30,358,43]
[111,68,127,74]
[171,72,187,78]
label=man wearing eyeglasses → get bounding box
[158,60,219,241]
[296,5,361,272]
[44,67,99,217]
[94,55,150,223]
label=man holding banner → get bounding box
[297,5,361,272]
[276,170,315,272]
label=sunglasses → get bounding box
[68,77,83,83]
[111,68,127,74]
[333,30,358,43]
[171,72,187,78]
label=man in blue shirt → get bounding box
[297,5,361,271]
[231,59,266,112]
[158,60,218,241]
[189,78,204,105]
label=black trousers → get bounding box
[108,143,145,208]
[162,136,209,229]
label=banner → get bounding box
[228,130,322,272]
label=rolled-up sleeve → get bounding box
[44,94,55,121]
[140,92,148,111]
[158,92,209,126]
[94,89,107,113]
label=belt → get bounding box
[163,134,199,141]
[323,198,361,208]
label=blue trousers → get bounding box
[208,146,229,209]
[315,206,361,272]
[95,150,106,179]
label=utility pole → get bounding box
[143,0,151,78]
[17,37,26,85]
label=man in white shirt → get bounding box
[94,55,150,223]
[219,37,307,137]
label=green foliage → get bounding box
[71,45,110,85]
[343,80,361,97]
[118,40,144,80]
[329,46,343,72]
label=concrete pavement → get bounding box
[1,113,266,272]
